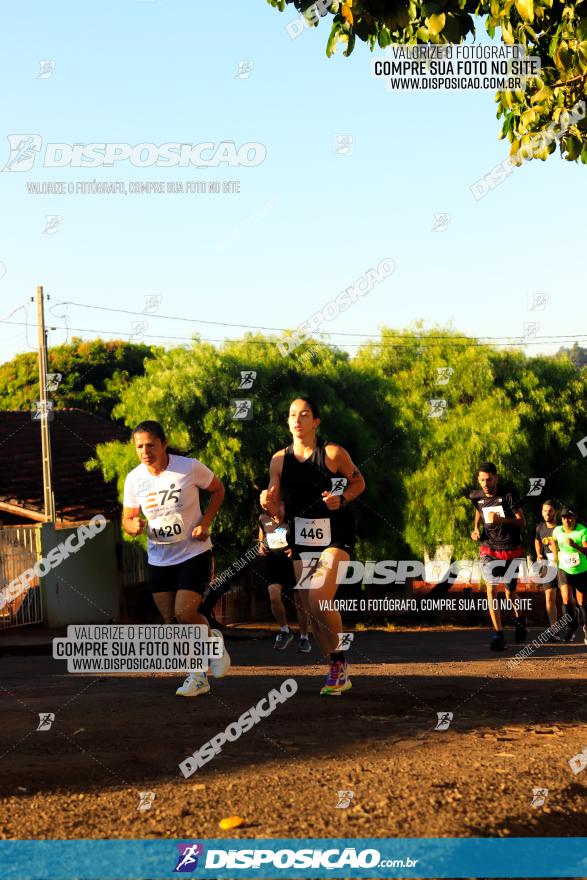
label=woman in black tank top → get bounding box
[260,397,365,696]
[281,438,354,551]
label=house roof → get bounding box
[0,409,130,524]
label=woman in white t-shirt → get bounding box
[123,420,230,697]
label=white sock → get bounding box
[300,633,308,640]
[280,626,290,633]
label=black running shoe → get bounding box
[563,615,579,643]
[544,631,561,643]
[274,630,294,650]
[490,631,506,651]
[514,615,527,644]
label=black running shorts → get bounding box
[558,568,587,593]
[147,550,212,595]
[255,553,297,591]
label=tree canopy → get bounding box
[88,330,587,567]
[0,338,156,420]
[266,0,587,164]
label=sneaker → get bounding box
[544,631,561,643]
[297,637,312,653]
[490,631,506,652]
[583,625,587,645]
[209,628,231,678]
[274,630,294,651]
[514,615,527,644]
[563,615,579,643]
[320,659,352,696]
[176,672,210,697]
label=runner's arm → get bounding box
[492,507,525,529]
[260,451,284,516]
[471,509,482,541]
[534,537,544,560]
[258,525,269,555]
[196,476,225,532]
[323,445,365,510]
[122,507,145,536]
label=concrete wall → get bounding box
[39,522,120,626]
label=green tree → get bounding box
[266,0,587,163]
[489,349,587,533]
[0,338,156,419]
[356,326,531,559]
[556,342,587,367]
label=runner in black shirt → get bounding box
[469,461,527,651]
[258,509,311,653]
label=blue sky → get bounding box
[0,1,584,364]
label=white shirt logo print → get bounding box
[124,454,214,566]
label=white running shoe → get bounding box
[209,628,231,678]
[176,672,210,697]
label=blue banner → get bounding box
[0,838,586,879]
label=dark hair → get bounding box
[290,396,320,419]
[542,499,557,508]
[477,461,497,475]
[132,420,167,442]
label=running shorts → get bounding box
[147,550,212,595]
[479,547,523,590]
[536,559,559,590]
[290,518,354,559]
[557,568,587,593]
[255,553,297,591]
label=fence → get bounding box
[0,524,43,628]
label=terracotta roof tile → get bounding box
[0,409,129,522]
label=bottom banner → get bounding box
[0,838,586,879]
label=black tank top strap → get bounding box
[312,437,327,472]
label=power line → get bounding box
[60,301,587,343]
[0,318,585,349]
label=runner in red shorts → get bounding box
[469,462,528,651]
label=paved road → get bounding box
[0,628,585,840]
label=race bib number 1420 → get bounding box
[149,513,185,544]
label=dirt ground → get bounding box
[0,627,585,845]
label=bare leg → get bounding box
[294,591,310,637]
[505,587,522,620]
[487,584,502,631]
[152,591,175,623]
[268,583,288,628]
[305,548,349,657]
[544,587,558,627]
[175,590,209,633]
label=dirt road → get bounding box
[0,628,585,841]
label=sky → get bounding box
[0,1,585,364]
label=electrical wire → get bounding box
[0,318,584,349]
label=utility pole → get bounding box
[36,285,55,522]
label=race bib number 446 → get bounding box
[294,517,331,547]
[148,513,185,544]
